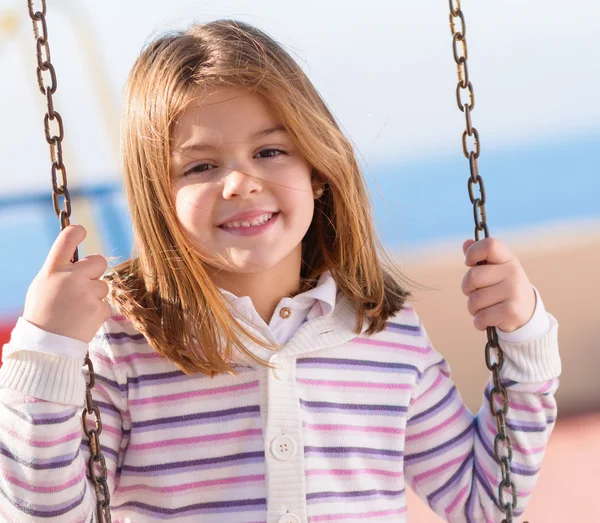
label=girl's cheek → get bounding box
[175,186,214,224]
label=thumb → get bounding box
[462,239,475,256]
[45,225,87,270]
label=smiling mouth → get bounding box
[219,212,279,229]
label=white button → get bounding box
[278,514,301,523]
[270,354,289,380]
[271,434,297,461]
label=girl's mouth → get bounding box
[218,212,280,236]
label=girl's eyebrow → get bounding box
[173,124,287,156]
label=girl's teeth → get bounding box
[224,213,273,228]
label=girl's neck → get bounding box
[210,246,302,323]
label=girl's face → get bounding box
[170,87,316,276]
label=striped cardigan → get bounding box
[0,292,560,522]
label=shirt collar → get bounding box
[218,271,337,319]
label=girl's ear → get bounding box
[311,170,325,199]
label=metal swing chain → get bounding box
[447,2,521,522]
[26,2,112,521]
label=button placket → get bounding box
[270,354,290,380]
[265,353,307,522]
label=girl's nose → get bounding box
[222,168,262,200]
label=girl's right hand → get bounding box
[22,225,112,344]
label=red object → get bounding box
[0,319,17,368]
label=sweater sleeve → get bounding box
[0,323,130,522]
[404,314,560,522]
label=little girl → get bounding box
[0,20,560,523]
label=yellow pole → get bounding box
[64,3,121,164]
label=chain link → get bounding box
[448,2,523,522]
[26,2,112,521]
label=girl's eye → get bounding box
[256,148,286,159]
[183,163,213,177]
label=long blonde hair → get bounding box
[108,19,410,376]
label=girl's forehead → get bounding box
[172,87,282,149]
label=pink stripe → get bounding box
[128,428,263,451]
[6,396,46,405]
[485,422,546,455]
[130,380,259,406]
[306,468,402,478]
[406,406,465,442]
[303,422,404,436]
[118,473,265,494]
[96,422,122,437]
[0,423,80,448]
[109,315,128,323]
[297,378,411,390]
[2,465,86,493]
[508,399,554,413]
[93,351,160,365]
[536,379,557,394]
[310,507,407,521]
[350,337,430,354]
[417,370,446,402]
[413,454,466,482]
[446,483,469,515]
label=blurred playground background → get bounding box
[0,1,598,521]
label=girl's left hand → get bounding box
[461,238,536,333]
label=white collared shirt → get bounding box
[219,271,337,346]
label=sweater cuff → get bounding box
[498,313,561,382]
[0,351,86,406]
[496,286,551,343]
[3,317,89,361]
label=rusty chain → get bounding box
[26,2,112,521]
[448,2,522,522]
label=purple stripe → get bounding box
[102,331,146,343]
[91,400,122,417]
[112,497,267,516]
[473,460,504,513]
[427,450,473,503]
[405,424,472,464]
[94,373,128,393]
[408,386,457,423]
[121,451,264,476]
[297,357,421,377]
[307,488,404,502]
[304,446,403,459]
[122,365,255,389]
[299,399,408,415]
[131,405,260,432]
[126,370,189,388]
[0,443,80,470]
[0,480,87,517]
[474,457,525,519]
[506,419,554,433]
[3,403,76,426]
[385,322,422,336]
